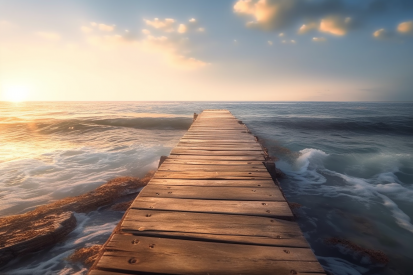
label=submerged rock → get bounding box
[68,245,102,267]
[0,172,154,268]
[325,237,389,265]
[0,211,76,266]
[110,200,134,211]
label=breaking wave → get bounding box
[0,116,192,135]
[262,117,413,135]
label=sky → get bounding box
[0,0,412,101]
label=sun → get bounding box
[2,85,30,102]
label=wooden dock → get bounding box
[89,110,325,275]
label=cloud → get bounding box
[312,37,327,42]
[373,28,394,40]
[298,22,318,34]
[98,24,115,32]
[88,22,115,32]
[36,32,60,41]
[141,34,208,68]
[144,18,176,32]
[143,17,205,35]
[234,0,291,31]
[233,0,411,35]
[397,21,413,34]
[319,16,353,36]
[82,19,208,69]
[178,24,187,34]
[171,55,208,69]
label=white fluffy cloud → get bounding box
[234,0,289,31]
[319,16,353,36]
[88,22,115,32]
[373,28,394,40]
[143,17,204,34]
[144,18,176,32]
[82,19,207,69]
[298,22,317,34]
[233,0,410,36]
[397,21,413,34]
[178,24,187,34]
[141,34,208,68]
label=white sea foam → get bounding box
[286,148,413,235]
[377,193,413,234]
[317,256,368,275]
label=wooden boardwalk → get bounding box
[90,110,325,275]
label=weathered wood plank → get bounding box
[139,185,284,201]
[89,271,134,275]
[131,197,293,220]
[158,164,267,172]
[96,234,324,275]
[167,155,265,160]
[170,150,264,156]
[162,159,264,165]
[148,179,276,187]
[176,144,262,149]
[154,171,272,180]
[122,210,308,247]
[174,147,263,152]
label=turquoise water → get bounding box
[1,101,412,274]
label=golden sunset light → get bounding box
[0,1,412,275]
[2,85,30,102]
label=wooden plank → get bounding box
[167,155,265,160]
[162,159,264,165]
[131,197,293,220]
[178,139,257,143]
[122,210,308,247]
[180,138,254,141]
[89,271,133,275]
[148,179,276,187]
[139,185,284,201]
[170,150,264,156]
[177,142,259,146]
[154,171,272,179]
[174,147,263,152]
[96,234,324,275]
[158,164,267,172]
[176,144,262,148]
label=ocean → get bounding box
[0,101,412,275]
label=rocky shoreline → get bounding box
[0,172,154,268]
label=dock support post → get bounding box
[158,156,168,168]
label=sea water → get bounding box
[0,101,412,275]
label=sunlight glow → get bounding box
[2,85,30,102]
